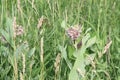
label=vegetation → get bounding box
[0,0,120,80]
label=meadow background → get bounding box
[0,0,120,80]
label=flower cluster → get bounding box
[66,24,81,41]
[13,17,24,38]
[14,25,24,37]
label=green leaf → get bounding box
[61,20,67,29]
[115,36,120,43]
[69,47,86,80]
[0,29,10,43]
[67,45,76,60]
[84,54,95,65]
[82,33,90,46]
[31,68,41,77]
[0,18,15,48]
[28,47,36,58]
[15,43,29,59]
[85,28,92,34]
[86,36,96,48]
[8,55,14,67]
[0,60,6,68]
[6,17,14,38]
[59,45,72,69]
[0,66,11,79]
[69,35,96,80]
[0,46,9,56]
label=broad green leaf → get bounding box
[85,28,92,34]
[15,43,29,59]
[86,36,96,48]
[61,20,67,29]
[0,18,14,48]
[0,29,9,43]
[82,33,90,46]
[28,47,36,58]
[73,33,90,57]
[6,18,14,38]
[69,47,86,80]
[59,45,72,69]
[67,45,76,60]
[6,18,14,47]
[69,35,96,80]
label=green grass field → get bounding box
[0,0,120,80]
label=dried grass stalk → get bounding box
[103,41,112,54]
[37,16,44,29]
[54,53,61,74]
[40,37,44,63]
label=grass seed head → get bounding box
[103,41,112,54]
[54,53,61,74]
[37,16,44,29]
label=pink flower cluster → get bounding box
[66,25,81,40]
